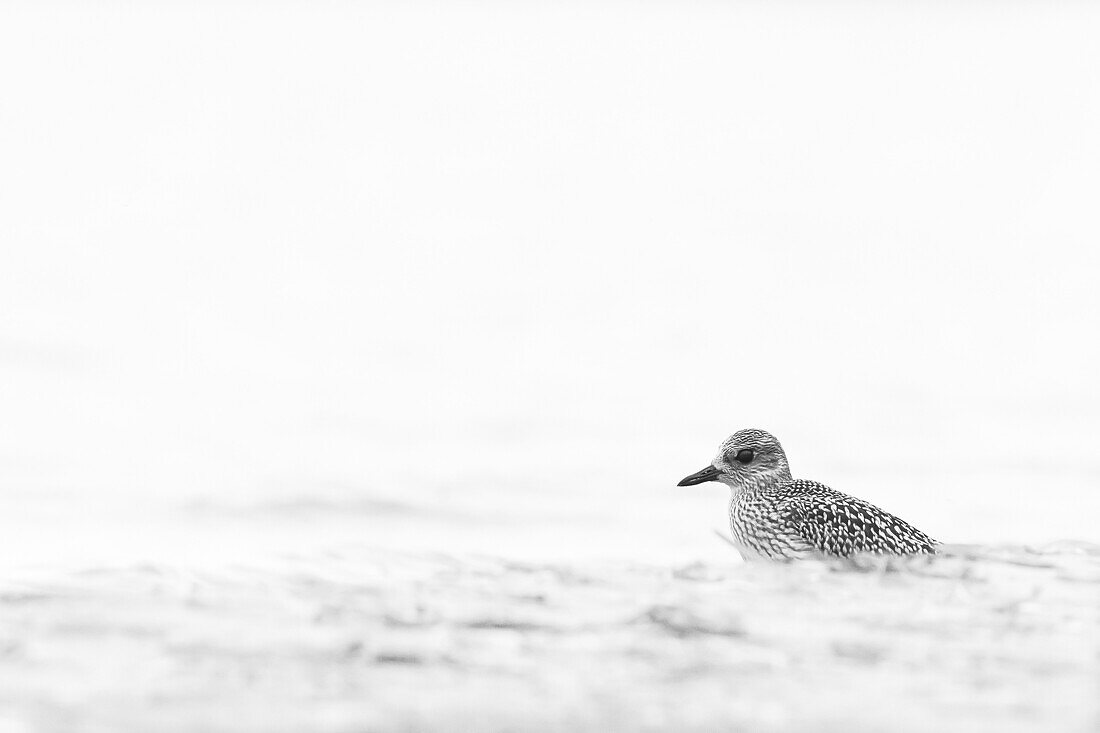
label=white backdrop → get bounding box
[2,3,1099,569]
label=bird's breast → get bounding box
[728,492,810,561]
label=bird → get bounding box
[677,429,936,561]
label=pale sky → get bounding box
[2,2,1099,564]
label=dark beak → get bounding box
[677,465,722,486]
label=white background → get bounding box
[2,2,1099,570]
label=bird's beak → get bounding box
[677,465,722,486]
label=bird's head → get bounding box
[677,428,792,491]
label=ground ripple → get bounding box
[0,545,1097,733]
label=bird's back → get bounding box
[730,479,936,560]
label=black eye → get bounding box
[735,449,754,464]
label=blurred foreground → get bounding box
[1,543,1097,732]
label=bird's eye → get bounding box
[735,449,754,464]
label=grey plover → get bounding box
[678,429,936,560]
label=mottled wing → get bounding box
[777,482,936,558]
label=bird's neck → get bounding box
[734,468,792,494]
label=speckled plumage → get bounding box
[679,429,936,561]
